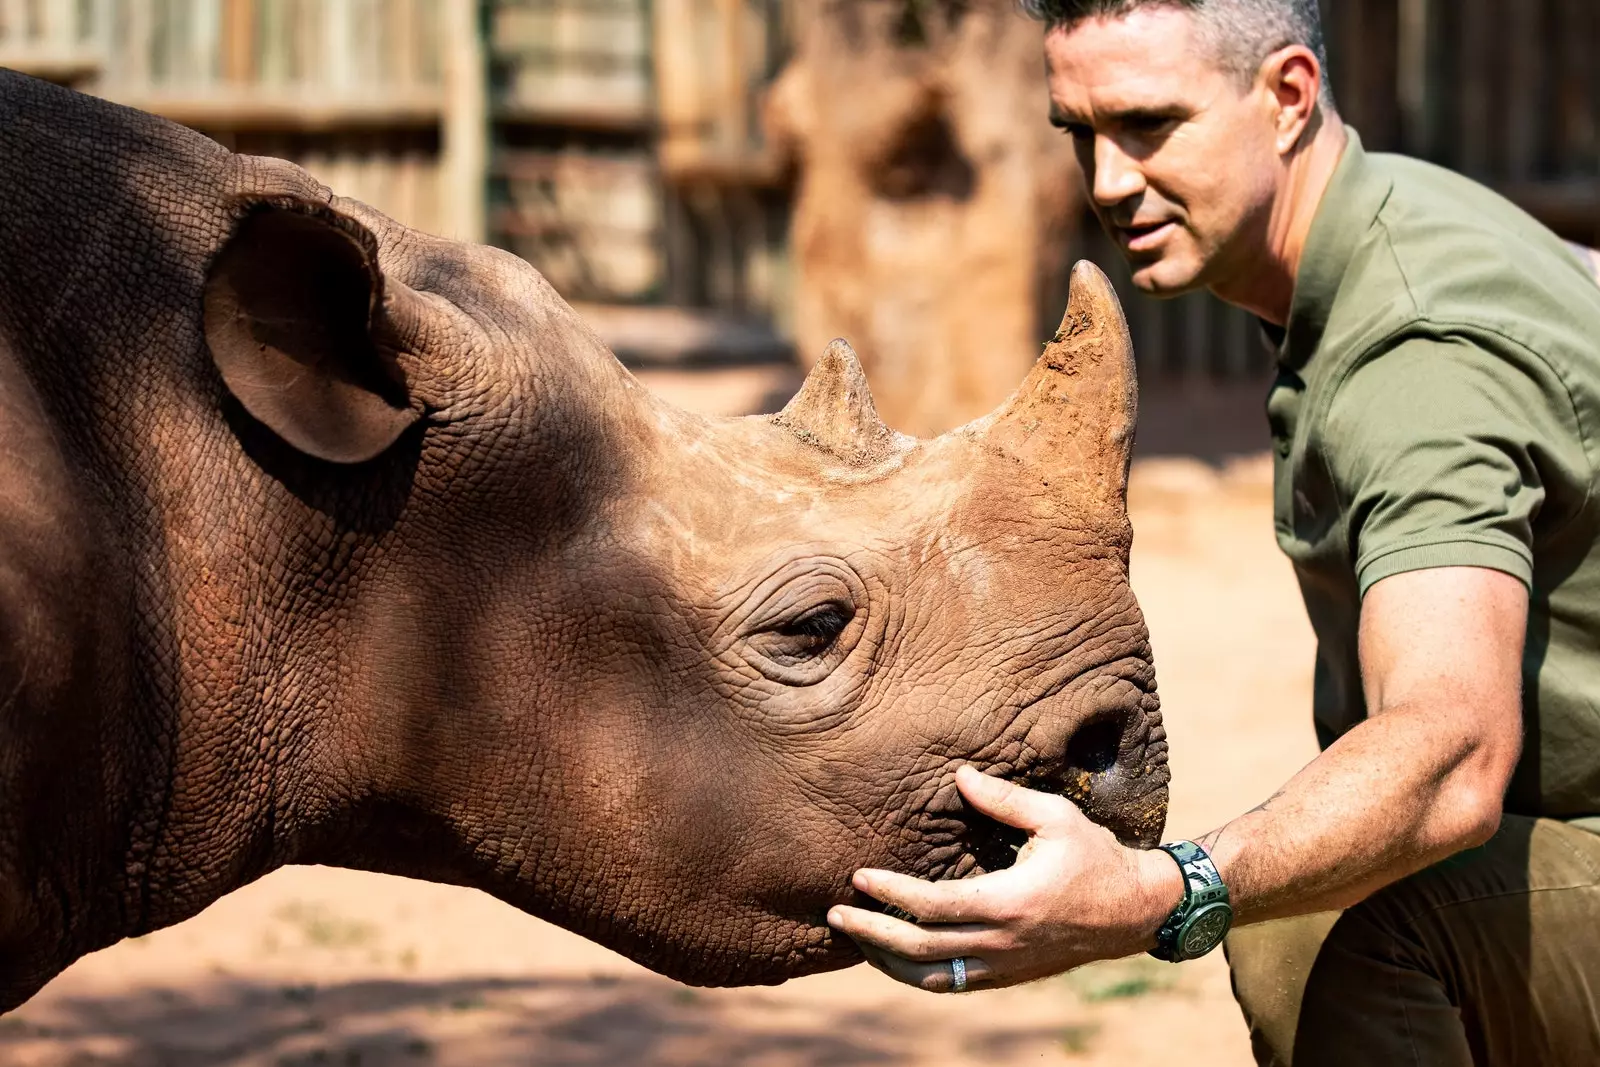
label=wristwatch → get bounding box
[1149,840,1233,962]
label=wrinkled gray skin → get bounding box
[0,71,1168,1011]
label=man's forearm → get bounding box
[1192,696,1516,925]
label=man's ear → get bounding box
[203,199,423,464]
[1264,45,1323,154]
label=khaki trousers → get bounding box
[1225,817,1600,1065]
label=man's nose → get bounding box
[1091,136,1146,208]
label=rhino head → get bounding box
[198,179,1166,986]
[0,72,1164,1003]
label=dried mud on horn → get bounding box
[970,261,1138,507]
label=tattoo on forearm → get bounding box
[1194,787,1286,856]
[1244,787,1288,818]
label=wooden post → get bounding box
[1397,0,1430,156]
[1505,0,1542,182]
[654,0,706,175]
[221,0,255,84]
[1459,0,1492,177]
[1556,0,1599,173]
[718,0,746,152]
[441,0,486,243]
[0,0,25,44]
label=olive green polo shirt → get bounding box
[1270,129,1600,823]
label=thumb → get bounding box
[955,765,1078,833]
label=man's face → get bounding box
[1045,8,1282,296]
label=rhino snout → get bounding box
[1060,691,1170,849]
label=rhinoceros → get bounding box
[0,69,1168,1011]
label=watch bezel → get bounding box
[1174,900,1234,961]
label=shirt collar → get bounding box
[1274,127,1394,371]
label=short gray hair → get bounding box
[1019,0,1336,111]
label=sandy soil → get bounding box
[3,372,1321,1067]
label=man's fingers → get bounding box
[852,939,1000,994]
[851,867,1005,924]
[827,904,993,963]
[955,764,1077,832]
[855,943,998,994]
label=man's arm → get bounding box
[826,565,1526,990]
[1193,565,1524,923]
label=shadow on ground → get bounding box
[2,972,1072,1066]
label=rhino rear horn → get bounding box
[978,261,1137,507]
[774,339,897,464]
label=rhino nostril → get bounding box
[1066,715,1124,776]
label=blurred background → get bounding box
[1,3,1598,1065]
[6,0,1594,440]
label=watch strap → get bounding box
[1150,840,1230,962]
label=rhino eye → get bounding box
[775,604,852,652]
[725,559,868,685]
[752,603,854,666]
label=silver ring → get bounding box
[949,956,969,993]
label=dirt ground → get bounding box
[3,369,1321,1067]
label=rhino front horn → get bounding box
[978,260,1138,507]
[775,338,898,465]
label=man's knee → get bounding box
[1224,911,1342,1067]
[1226,819,1600,1066]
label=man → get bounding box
[824,1,1600,1062]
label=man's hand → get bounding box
[832,565,1526,993]
[826,764,1183,993]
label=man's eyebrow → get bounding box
[1049,104,1190,129]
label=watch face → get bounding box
[1178,903,1234,959]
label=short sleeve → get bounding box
[1323,335,1578,596]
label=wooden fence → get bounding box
[1326,0,1600,238]
[487,0,662,303]
[18,3,1582,381]
[0,1,481,243]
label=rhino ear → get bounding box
[977,261,1137,507]
[203,200,423,464]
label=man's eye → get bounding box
[1062,123,1094,141]
[1124,115,1175,136]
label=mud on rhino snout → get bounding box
[1060,695,1171,848]
[960,693,1171,875]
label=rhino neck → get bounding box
[0,71,665,997]
[0,73,249,1003]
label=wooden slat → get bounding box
[1457,0,1492,176]
[1499,178,1600,240]
[101,88,445,127]
[0,0,26,42]
[0,44,103,81]
[493,97,653,132]
[193,0,221,88]
[1504,0,1542,180]
[570,302,792,368]
[441,0,486,242]
[220,0,253,83]
[1555,0,1600,173]
[125,0,152,89]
